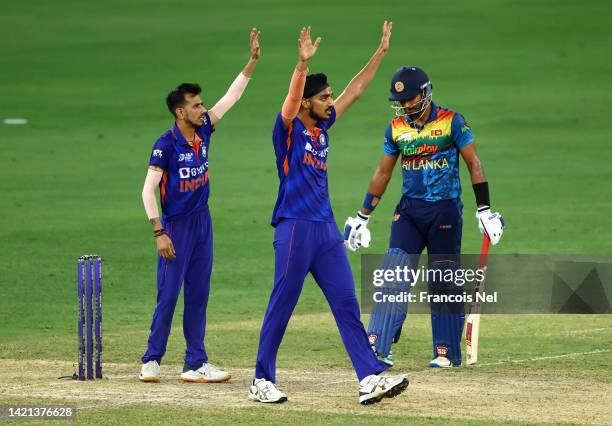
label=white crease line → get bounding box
[475,349,610,367]
[565,327,612,335]
[541,327,612,337]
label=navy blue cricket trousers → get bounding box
[142,208,213,370]
[390,197,464,364]
[255,219,388,383]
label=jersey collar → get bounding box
[295,116,322,135]
[425,103,438,124]
[171,122,202,146]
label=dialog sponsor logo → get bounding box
[397,132,414,142]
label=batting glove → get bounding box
[476,206,505,245]
[344,212,371,252]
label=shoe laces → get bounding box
[255,379,278,394]
[363,375,392,390]
[144,361,159,371]
[199,363,220,374]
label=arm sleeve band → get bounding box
[362,192,381,212]
[281,68,307,120]
[472,182,490,207]
[209,72,251,119]
[142,168,163,220]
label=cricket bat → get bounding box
[465,235,491,365]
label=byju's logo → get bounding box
[179,164,208,179]
[179,168,190,179]
[305,142,328,158]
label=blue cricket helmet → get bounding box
[389,66,432,101]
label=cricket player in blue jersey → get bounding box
[248,24,409,406]
[344,66,505,368]
[138,29,261,383]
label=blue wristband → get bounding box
[362,192,380,212]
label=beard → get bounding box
[308,108,328,121]
[185,116,203,128]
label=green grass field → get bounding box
[1,0,611,424]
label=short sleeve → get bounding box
[451,112,474,149]
[383,124,399,156]
[197,112,215,138]
[149,139,170,170]
[272,112,290,159]
[318,107,336,130]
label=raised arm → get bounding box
[280,26,321,128]
[209,28,261,125]
[334,21,392,120]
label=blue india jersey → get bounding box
[271,108,337,226]
[148,113,214,221]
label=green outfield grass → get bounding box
[1,0,611,424]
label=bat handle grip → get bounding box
[479,235,490,268]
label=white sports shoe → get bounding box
[429,356,453,368]
[248,378,288,403]
[179,363,231,383]
[139,360,161,382]
[358,373,409,405]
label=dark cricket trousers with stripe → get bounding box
[389,196,464,365]
[255,219,388,383]
[142,208,213,370]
